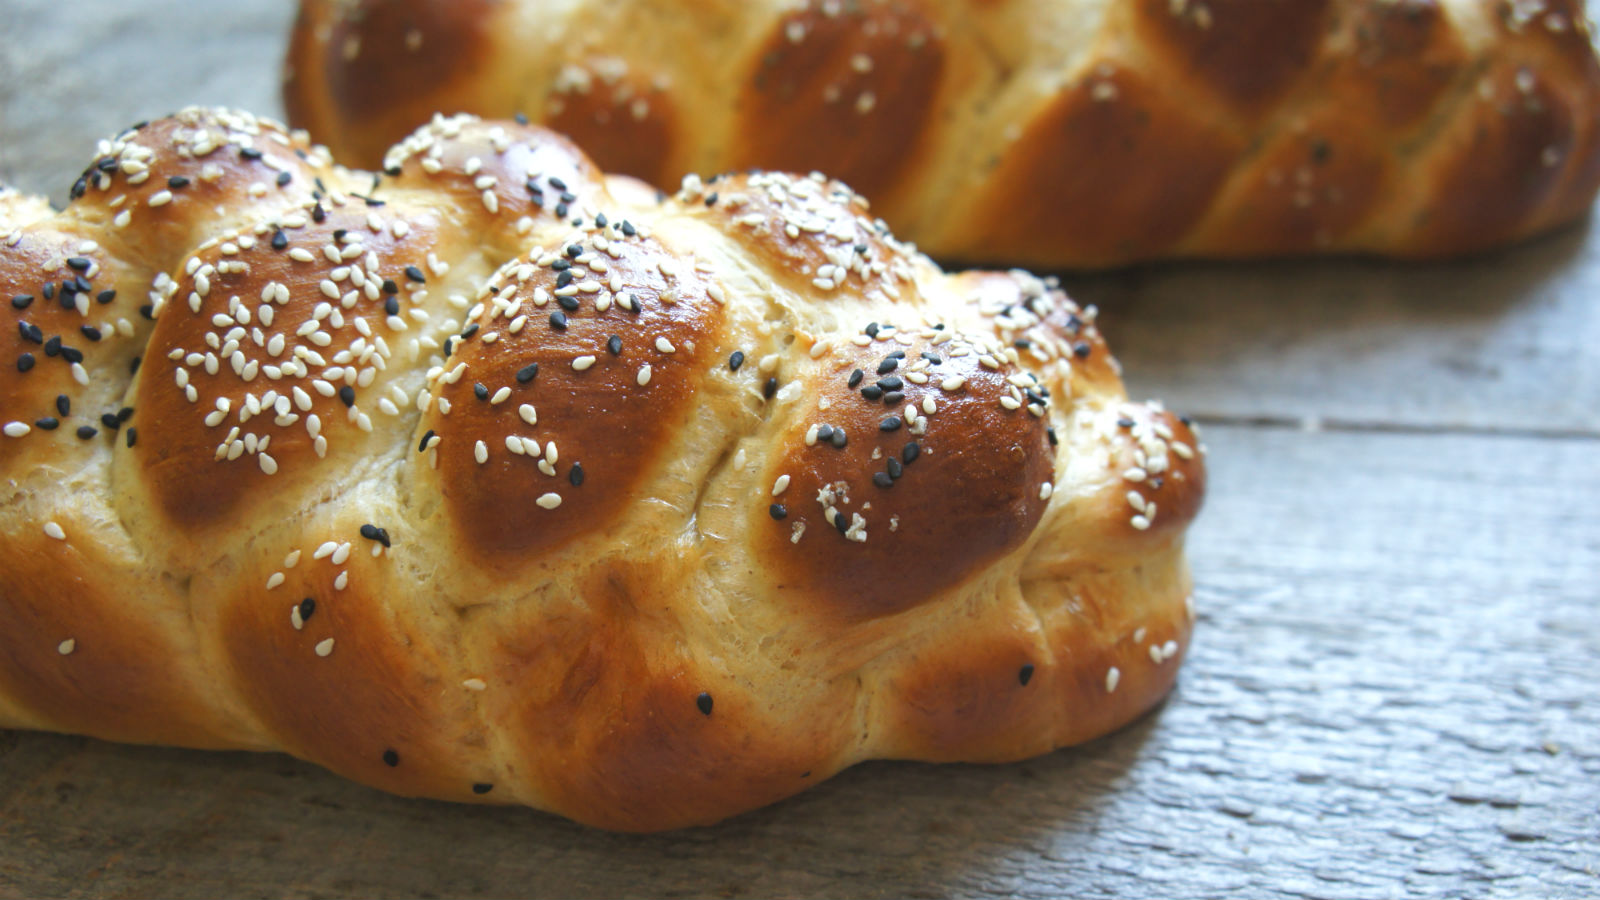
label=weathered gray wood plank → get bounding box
[2,424,1595,899]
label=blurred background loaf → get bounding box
[286,0,1600,266]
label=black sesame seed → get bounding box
[418,430,435,453]
[903,442,920,464]
[769,503,787,520]
[696,692,714,716]
[404,265,426,283]
[606,335,622,356]
[66,257,91,272]
[11,295,32,309]
[865,322,880,338]
[311,204,326,223]
[338,385,356,408]
[830,428,848,449]
[34,416,58,430]
[42,283,54,301]
[381,278,399,295]
[473,383,489,401]
[472,783,494,795]
[382,749,400,767]
[1013,339,1032,350]
[510,362,538,386]
[385,296,400,316]
[621,220,637,237]
[554,203,568,218]
[18,322,42,343]
[729,350,745,372]
[920,353,941,364]
[704,192,719,207]
[548,177,568,191]
[549,259,571,272]
[887,457,903,479]
[1047,427,1059,446]
[60,346,83,365]
[16,353,34,372]
[96,289,116,305]
[1117,417,1136,428]
[835,511,850,535]
[460,323,480,340]
[100,413,121,430]
[847,369,864,388]
[139,303,155,320]
[877,376,904,392]
[861,385,884,401]
[168,175,191,189]
[1073,341,1092,358]
[299,597,316,621]
[557,294,579,312]
[117,407,133,423]
[240,146,264,161]
[360,523,392,547]
[555,269,574,289]
[1019,664,1035,686]
[816,425,835,443]
[880,416,902,432]
[276,171,292,187]
[129,356,141,375]
[549,311,568,331]
[763,377,778,399]
[76,426,97,440]
[877,358,898,375]
[569,462,585,487]
[515,111,530,125]
[81,325,101,341]
[566,244,583,259]
[442,337,454,358]
[595,213,609,228]
[125,428,137,448]
[872,472,894,489]
[56,395,70,417]
[887,351,906,360]
[882,391,904,406]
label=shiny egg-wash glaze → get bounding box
[0,109,1203,831]
[285,0,1600,267]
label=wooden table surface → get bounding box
[2,2,1597,897]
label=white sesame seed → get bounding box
[655,337,676,354]
[1106,667,1121,693]
[57,639,76,656]
[3,422,31,438]
[331,542,351,566]
[43,521,66,541]
[266,572,285,590]
[462,678,487,691]
[536,492,563,510]
[490,386,512,404]
[334,571,349,591]
[148,190,173,207]
[1039,482,1054,500]
[772,474,791,496]
[941,376,965,392]
[259,453,279,475]
[637,364,652,386]
[313,541,338,560]
[315,638,335,657]
[572,355,596,371]
[518,404,537,425]
[474,440,489,464]
[1131,514,1151,531]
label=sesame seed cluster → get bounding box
[0,108,1205,830]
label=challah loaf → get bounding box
[284,0,1600,267]
[0,108,1203,831]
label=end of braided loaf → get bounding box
[0,108,1203,830]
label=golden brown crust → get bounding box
[284,0,1600,266]
[0,109,1205,831]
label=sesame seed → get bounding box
[462,678,487,691]
[536,492,563,510]
[266,572,285,590]
[769,504,788,520]
[696,692,714,716]
[1019,664,1035,686]
[383,749,400,767]
[1040,482,1054,500]
[729,351,745,371]
[516,362,539,383]
[572,355,596,371]
[637,364,652,386]
[315,638,335,657]
[474,440,488,464]
[1106,667,1121,693]
[655,337,676,353]
[43,521,66,540]
[58,639,76,655]
[569,462,585,486]
[772,474,791,496]
[4,422,32,438]
[879,416,902,432]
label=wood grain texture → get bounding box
[2,1,1598,897]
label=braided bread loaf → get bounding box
[0,108,1203,831]
[284,0,1600,267]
